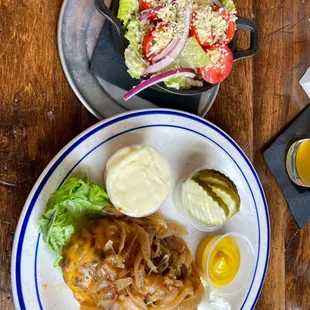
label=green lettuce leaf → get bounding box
[38,177,109,265]
[117,0,138,26]
[164,76,203,90]
[125,46,147,79]
[220,0,236,12]
[124,20,149,79]
[125,20,141,52]
[178,37,210,69]
[161,37,209,90]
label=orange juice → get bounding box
[296,139,310,186]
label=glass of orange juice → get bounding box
[286,138,310,187]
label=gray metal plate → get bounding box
[58,0,219,119]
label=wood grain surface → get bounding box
[0,0,309,309]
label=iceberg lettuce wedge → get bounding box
[178,37,211,69]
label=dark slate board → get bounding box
[264,105,310,228]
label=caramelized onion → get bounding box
[114,278,133,292]
[134,251,145,288]
[96,300,113,309]
[151,236,161,258]
[126,288,147,310]
[85,278,109,295]
[144,274,162,295]
[121,297,143,310]
[153,285,193,310]
[62,215,204,310]
[156,254,170,273]
[145,213,168,230]
[158,221,188,239]
[134,223,158,272]
[184,249,194,268]
[152,287,178,306]
[177,282,204,310]
[118,222,126,255]
[122,232,138,260]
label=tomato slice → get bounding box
[190,7,236,46]
[139,0,161,21]
[139,0,153,11]
[142,23,170,62]
[149,13,162,22]
[190,12,210,47]
[212,7,236,44]
[143,29,155,62]
[198,45,233,84]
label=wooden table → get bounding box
[0,0,309,309]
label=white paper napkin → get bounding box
[300,67,310,98]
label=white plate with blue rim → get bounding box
[11,109,270,310]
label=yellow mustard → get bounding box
[196,235,240,287]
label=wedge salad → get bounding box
[118,0,237,99]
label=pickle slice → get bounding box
[208,183,240,217]
[184,179,228,225]
[183,169,241,226]
[192,178,230,217]
[194,169,240,217]
[195,169,238,193]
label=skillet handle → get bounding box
[231,16,259,61]
[95,0,127,54]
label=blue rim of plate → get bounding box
[13,109,270,310]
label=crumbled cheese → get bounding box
[156,3,178,22]
[206,46,229,71]
[137,0,236,62]
[150,22,175,54]
[192,6,230,45]
[148,2,188,55]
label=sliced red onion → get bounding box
[152,37,180,62]
[138,4,166,22]
[123,68,195,101]
[138,0,177,22]
[142,6,191,75]
[211,0,224,8]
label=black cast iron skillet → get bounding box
[95,0,259,96]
